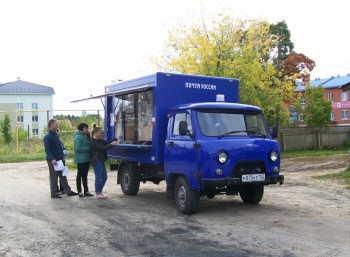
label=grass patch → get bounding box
[281,149,348,159]
[0,152,46,163]
[314,168,350,189]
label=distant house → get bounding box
[290,74,350,126]
[0,79,55,137]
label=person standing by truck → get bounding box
[90,124,117,199]
[44,119,78,198]
[74,123,94,197]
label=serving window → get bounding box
[114,90,153,145]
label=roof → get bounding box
[172,102,262,112]
[296,74,350,91]
[0,80,55,95]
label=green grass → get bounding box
[0,152,46,163]
[281,149,348,159]
[314,168,350,189]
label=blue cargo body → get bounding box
[105,72,239,164]
[103,72,283,214]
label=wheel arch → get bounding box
[166,173,185,200]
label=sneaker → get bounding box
[78,192,84,197]
[51,194,62,199]
[84,191,94,197]
[67,191,78,196]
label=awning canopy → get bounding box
[71,83,154,103]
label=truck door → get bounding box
[165,111,198,187]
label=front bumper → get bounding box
[201,174,284,190]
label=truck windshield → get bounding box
[197,111,267,137]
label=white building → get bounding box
[0,79,55,137]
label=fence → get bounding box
[0,109,104,153]
[277,126,350,151]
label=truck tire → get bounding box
[239,184,264,204]
[120,165,140,195]
[175,177,199,214]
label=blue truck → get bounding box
[102,72,283,214]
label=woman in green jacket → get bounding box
[74,123,94,197]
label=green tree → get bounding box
[304,85,332,126]
[18,128,28,142]
[1,114,13,144]
[157,16,296,126]
[269,20,294,72]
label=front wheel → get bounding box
[175,177,199,214]
[239,184,264,204]
[120,165,140,195]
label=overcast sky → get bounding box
[0,0,349,111]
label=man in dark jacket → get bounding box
[44,119,78,198]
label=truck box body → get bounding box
[105,72,239,164]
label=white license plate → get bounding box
[242,174,265,182]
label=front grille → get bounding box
[231,161,266,177]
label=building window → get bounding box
[300,96,305,104]
[341,92,348,101]
[328,94,333,101]
[298,114,305,122]
[32,129,39,136]
[16,103,23,110]
[341,110,348,120]
[330,112,334,121]
[32,103,38,109]
[17,116,24,123]
[32,115,38,122]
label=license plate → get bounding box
[242,174,265,182]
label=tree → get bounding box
[1,114,13,144]
[157,16,296,126]
[282,51,316,84]
[304,85,332,126]
[269,20,294,72]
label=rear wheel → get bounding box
[239,184,264,204]
[175,177,199,214]
[120,165,140,195]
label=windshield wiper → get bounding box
[218,130,266,138]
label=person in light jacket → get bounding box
[74,123,94,197]
[90,124,117,199]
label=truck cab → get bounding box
[164,102,283,213]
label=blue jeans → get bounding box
[93,160,107,193]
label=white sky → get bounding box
[0,0,349,111]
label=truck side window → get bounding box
[173,112,192,136]
[114,90,153,144]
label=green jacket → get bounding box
[74,131,91,163]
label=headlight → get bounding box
[217,151,228,164]
[269,150,278,162]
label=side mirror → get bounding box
[179,121,188,136]
[271,125,278,139]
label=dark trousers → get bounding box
[76,162,90,193]
[47,160,72,196]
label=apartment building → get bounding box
[0,79,55,137]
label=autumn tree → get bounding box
[304,85,332,126]
[157,16,296,125]
[282,51,316,84]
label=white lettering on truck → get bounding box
[185,82,216,90]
